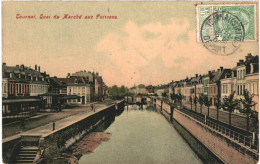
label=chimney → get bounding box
[250,63,254,73]
[239,60,244,63]
[67,73,71,78]
[208,71,211,75]
[20,64,24,70]
[246,53,253,61]
[44,71,46,75]
[220,67,223,72]
[217,69,220,72]
[38,66,40,72]
[54,76,57,78]
[195,74,198,78]
[16,65,19,69]
[35,64,37,71]
[2,63,6,66]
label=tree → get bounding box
[119,85,127,97]
[240,89,256,131]
[170,93,177,105]
[162,92,167,100]
[177,93,183,107]
[189,97,193,111]
[108,85,119,98]
[203,94,211,117]
[194,96,198,112]
[215,97,221,121]
[198,94,204,114]
[221,91,240,126]
[251,111,258,132]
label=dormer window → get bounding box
[74,79,78,84]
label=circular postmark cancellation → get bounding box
[200,11,245,56]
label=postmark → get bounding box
[196,4,257,56]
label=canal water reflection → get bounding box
[78,105,202,164]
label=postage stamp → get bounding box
[196,3,257,55]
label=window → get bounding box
[253,83,255,94]
[257,83,259,95]
[82,87,85,93]
[3,83,6,93]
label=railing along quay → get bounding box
[173,104,259,153]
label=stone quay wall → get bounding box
[39,104,116,159]
[173,109,257,164]
[2,136,21,163]
[153,99,258,164]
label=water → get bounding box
[78,105,202,164]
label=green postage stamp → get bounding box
[197,4,257,42]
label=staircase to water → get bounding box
[15,146,38,164]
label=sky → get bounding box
[2,2,259,87]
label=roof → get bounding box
[210,69,231,83]
[53,76,89,86]
[2,64,49,84]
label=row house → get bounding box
[2,63,50,98]
[220,69,236,101]
[2,63,50,115]
[170,53,259,112]
[56,76,93,105]
[71,71,104,101]
[244,54,259,112]
[208,67,231,107]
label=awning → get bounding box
[2,98,42,104]
[58,95,80,100]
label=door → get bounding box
[82,96,85,104]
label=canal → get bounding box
[74,105,202,164]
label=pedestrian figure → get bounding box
[91,104,95,112]
[20,118,25,128]
[52,121,56,131]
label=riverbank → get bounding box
[2,100,122,163]
[2,102,109,138]
[154,98,258,164]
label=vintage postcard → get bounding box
[1,1,259,164]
